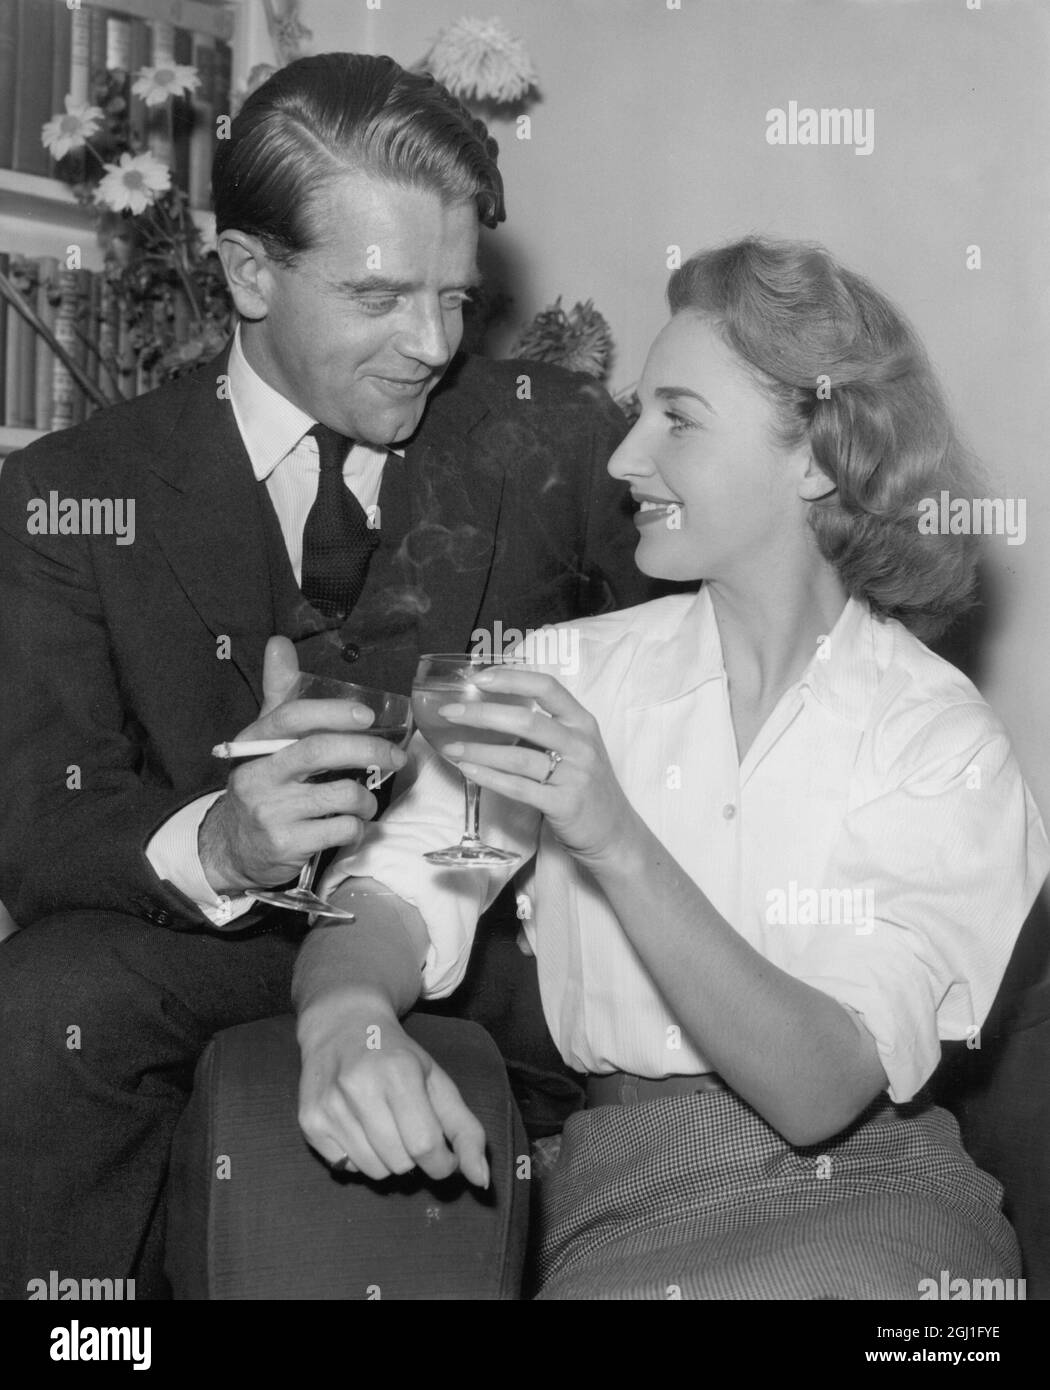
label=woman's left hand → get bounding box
[438,667,642,868]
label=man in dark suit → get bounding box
[0,54,649,1297]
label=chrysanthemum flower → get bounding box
[131,65,201,107]
[97,152,172,215]
[41,96,105,159]
[421,17,538,105]
[514,299,613,380]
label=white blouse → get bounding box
[335,588,1050,1103]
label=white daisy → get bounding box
[96,152,172,215]
[41,96,105,160]
[132,64,201,107]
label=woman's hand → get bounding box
[438,667,644,869]
[297,991,489,1188]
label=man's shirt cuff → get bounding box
[146,792,255,928]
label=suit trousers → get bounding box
[0,910,303,1300]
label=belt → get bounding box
[585,1070,727,1108]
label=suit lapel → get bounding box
[143,348,274,704]
[141,350,506,703]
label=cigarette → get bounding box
[211,739,298,759]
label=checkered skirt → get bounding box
[533,1091,1020,1300]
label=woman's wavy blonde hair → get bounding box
[668,237,982,640]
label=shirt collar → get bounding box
[228,324,404,480]
[628,586,726,710]
[797,593,885,729]
[630,583,883,729]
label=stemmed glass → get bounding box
[245,673,413,921]
[411,652,533,866]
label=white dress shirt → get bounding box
[145,325,401,925]
[334,587,1050,1103]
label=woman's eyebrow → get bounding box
[654,386,717,413]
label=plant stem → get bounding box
[151,199,204,322]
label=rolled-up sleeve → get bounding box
[323,733,542,998]
[792,703,1050,1103]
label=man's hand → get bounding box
[297,991,490,1187]
[199,637,407,895]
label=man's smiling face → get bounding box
[243,171,481,445]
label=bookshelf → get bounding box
[0,0,267,459]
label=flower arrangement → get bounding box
[509,298,640,422]
[43,59,236,391]
[418,16,539,108]
[0,57,246,413]
[512,298,614,380]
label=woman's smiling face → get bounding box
[609,313,812,584]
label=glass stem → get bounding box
[461,777,483,846]
[297,852,321,894]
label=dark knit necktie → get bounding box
[300,424,379,622]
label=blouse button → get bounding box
[722,803,736,820]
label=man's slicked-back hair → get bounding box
[213,52,505,266]
[668,237,983,641]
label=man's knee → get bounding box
[0,911,182,1079]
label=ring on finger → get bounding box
[331,1152,351,1172]
[540,749,563,785]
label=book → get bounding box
[50,267,79,432]
[116,300,136,400]
[214,40,232,140]
[135,347,151,397]
[71,268,93,425]
[172,26,194,196]
[0,2,16,169]
[82,0,234,45]
[11,0,54,177]
[126,17,152,154]
[106,14,132,72]
[172,286,192,355]
[105,12,133,182]
[34,256,58,431]
[50,4,75,177]
[5,256,38,429]
[150,18,176,66]
[188,32,216,211]
[97,273,120,400]
[88,5,109,94]
[150,296,168,392]
[0,252,8,425]
[147,19,176,165]
[86,270,102,390]
[68,2,91,106]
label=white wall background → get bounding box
[284,0,1048,832]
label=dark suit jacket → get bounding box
[0,347,653,929]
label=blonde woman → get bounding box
[298,238,1048,1299]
